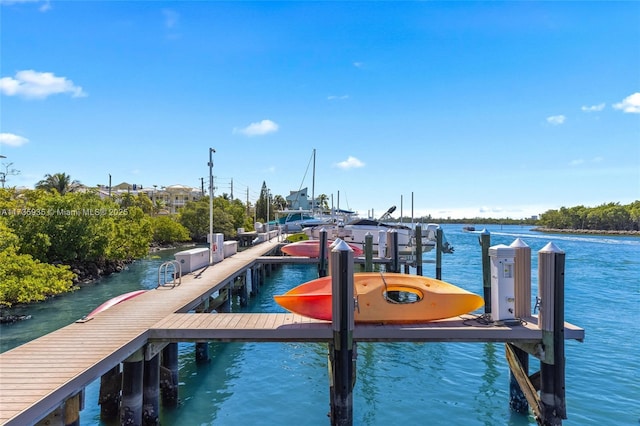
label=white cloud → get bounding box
[1,0,50,11]
[162,9,179,29]
[613,92,640,113]
[0,70,87,99]
[233,119,279,136]
[0,132,29,147]
[334,156,365,170]
[353,62,364,68]
[327,95,349,101]
[569,156,603,167]
[546,115,566,125]
[581,103,605,112]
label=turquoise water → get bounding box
[1,226,638,425]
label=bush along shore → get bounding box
[531,227,640,236]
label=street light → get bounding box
[208,148,216,264]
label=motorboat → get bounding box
[281,239,364,258]
[304,206,454,255]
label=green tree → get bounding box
[179,197,210,241]
[255,181,271,222]
[105,206,152,260]
[0,220,76,308]
[151,216,190,244]
[317,193,329,212]
[35,172,81,195]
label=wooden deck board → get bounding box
[147,313,584,343]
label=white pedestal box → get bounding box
[174,247,210,273]
[489,244,516,321]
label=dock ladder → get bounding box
[158,260,182,288]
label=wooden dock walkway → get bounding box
[0,236,585,426]
[148,313,584,343]
[0,240,281,426]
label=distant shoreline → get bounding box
[530,227,640,236]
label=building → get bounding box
[285,187,312,210]
[97,182,203,214]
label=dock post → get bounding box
[328,240,355,426]
[196,342,210,363]
[241,268,253,304]
[480,229,491,313]
[64,392,82,426]
[121,351,144,426]
[377,230,386,259]
[508,238,532,413]
[389,230,399,273]
[318,228,329,277]
[538,242,567,425]
[143,353,160,425]
[415,225,423,276]
[434,227,443,279]
[161,343,179,408]
[195,300,211,363]
[99,364,121,421]
[364,232,373,272]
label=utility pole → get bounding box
[208,148,216,265]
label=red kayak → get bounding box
[85,290,147,318]
[281,239,364,258]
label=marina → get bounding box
[1,225,638,425]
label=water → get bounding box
[1,226,638,425]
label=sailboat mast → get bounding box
[311,148,316,213]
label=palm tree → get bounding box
[317,193,329,212]
[35,173,82,195]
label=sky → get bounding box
[1,1,639,220]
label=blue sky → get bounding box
[1,1,639,219]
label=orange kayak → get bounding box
[274,273,484,323]
[281,240,364,258]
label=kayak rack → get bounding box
[158,260,182,288]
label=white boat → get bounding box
[269,209,333,233]
[304,206,454,255]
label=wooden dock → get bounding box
[148,313,584,343]
[0,235,585,425]
[0,240,281,426]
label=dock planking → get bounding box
[147,312,584,343]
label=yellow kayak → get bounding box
[274,272,484,323]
